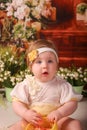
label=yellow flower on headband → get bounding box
[28,50,38,63]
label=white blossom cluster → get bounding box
[6,0,53,21]
[0,45,30,88]
[57,67,87,86]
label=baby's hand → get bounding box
[47,110,62,123]
[23,109,42,126]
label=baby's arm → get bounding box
[12,101,42,125]
[47,100,78,122]
[58,100,77,117]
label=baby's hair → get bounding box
[26,39,58,67]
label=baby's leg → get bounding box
[8,119,28,130]
[58,117,82,130]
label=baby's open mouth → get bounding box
[42,72,48,75]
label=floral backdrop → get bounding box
[0,0,56,42]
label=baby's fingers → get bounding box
[31,116,42,126]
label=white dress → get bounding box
[11,75,82,116]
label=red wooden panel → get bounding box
[40,27,87,67]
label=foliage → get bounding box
[12,20,37,41]
[76,3,87,14]
[57,67,87,86]
[0,44,30,88]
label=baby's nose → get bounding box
[42,62,47,68]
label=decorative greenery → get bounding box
[0,44,30,88]
[76,3,87,14]
[57,67,87,86]
[12,20,37,41]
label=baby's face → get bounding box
[31,51,58,82]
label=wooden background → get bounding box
[40,0,87,67]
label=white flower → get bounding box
[12,0,24,7]
[14,5,30,20]
[0,3,5,8]
[32,9,41,19]
[6,4,14,16]
[6,52,9,55]
[57,67,87,86]
[84,77,87,82]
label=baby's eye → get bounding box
[48,60,53,63]
[36,60,42,64]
